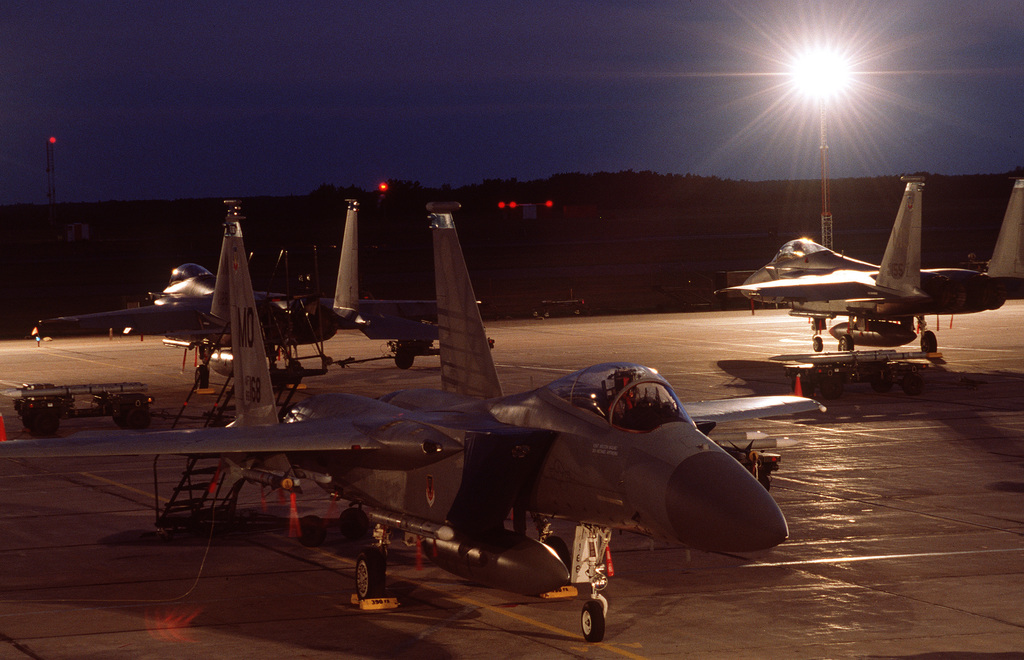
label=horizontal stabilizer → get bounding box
[334,310,439,341]
[684,395,824,424]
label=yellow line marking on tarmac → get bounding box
[309,546,648,659]
[72,472,647,658]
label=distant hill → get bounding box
[2,170,1020,338]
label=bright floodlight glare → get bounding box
[791,50,851,99]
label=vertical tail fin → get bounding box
[428,202,502,399]
[221,202,278,427]
[333,199,360,312]
[876,178,924,294]
[209,202,237,322]
[987,178,1024,279]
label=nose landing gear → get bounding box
[571,524,613,643]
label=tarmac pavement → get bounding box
[1,303,1022,658]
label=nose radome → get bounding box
[666,451,788,552]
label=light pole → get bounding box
[818,100,832,250]
[792,50,850,251]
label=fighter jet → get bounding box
[724,177,1024,352]
[0,202,823,642]
[39,200,439,369]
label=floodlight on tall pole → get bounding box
[818,100,832,250]
[792,50,850,251]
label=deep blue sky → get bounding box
[2,1,1022,204]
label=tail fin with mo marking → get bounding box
[222,201,277,427]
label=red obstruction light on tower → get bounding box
[49,136,57,144]
[378,181,389,193]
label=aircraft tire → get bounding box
[818,375,844,400]
[339,507,370,540]
[901,372,924,396]
[581,599,606,643]
[298,515,327,547]
[394,351,415,370]
[30,410,60,437]
[812,336,824,353]
[124,406,151,429]
[838,335,854,352]
[356,548,387,599]
[921,331,938,353]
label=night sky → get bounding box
[2,1,1022,205]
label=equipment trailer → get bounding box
[771,350,941,400]
[8,382,152,436]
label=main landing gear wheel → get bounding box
[394,351,415,370]
[298,515,327,547]
[356,547,387,600]
[581,595,608,643]
[921,330,938,353]
[812,336,824,352]
[838,334,854,352]
[339,506,370,540]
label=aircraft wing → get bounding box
[727,270,889,302]
[684,395,824,424]
[39,301,220,336]
[0,418,382,459]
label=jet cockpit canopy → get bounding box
[162,263,216,297]
[771,239,828,264]
[547,362,693,432]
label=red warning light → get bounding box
[498,201,506,209]
[545,200,554,208]
[378,182,389,192]
[49,136,57,144]
[508,201,518,209]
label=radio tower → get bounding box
[46,136,57,227]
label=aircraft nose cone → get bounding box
[666,451,788,552]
